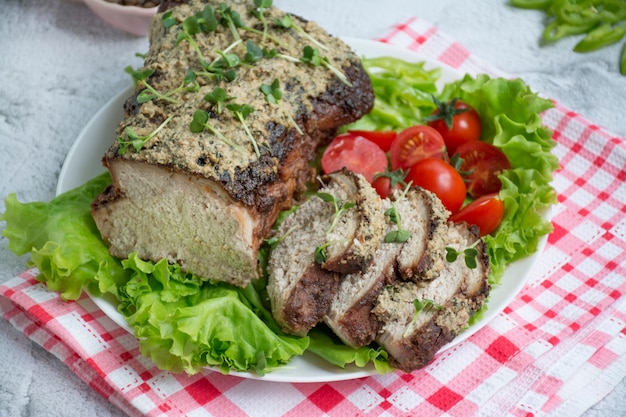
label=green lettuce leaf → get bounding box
[118,253,309,375]
[344,56,441,131]
[307,328,393,374]
[1,172,128,300]
[1,176,309,375]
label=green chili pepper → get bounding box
[543,20,599,41]
[509,0,553,9]
[512,0,626,75]
[573,23,626,52]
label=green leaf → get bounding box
[190,109,209,133]
[124,66,155,85]
[244,40,264,63]
[161,11,177,28]
[203,87,234,114]
[301,45,322,66]
[306,328,393,374]
[314,244,328,264]
[119,254,308,375]
[0,173,129,300]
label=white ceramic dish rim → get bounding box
[56,37,549,383]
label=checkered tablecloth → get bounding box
[2,18,626,417]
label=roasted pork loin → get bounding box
[91,0,374,287]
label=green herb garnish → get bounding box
[274,13,329,51]
[445,240,480,269]
[313,192,356,264]
[189,110,241,150]
[403,298,444,338]
[203,87,234,114]
[261,79,303,135]
[226,103,259,157]
[117,116,173,154]
[300,46,352,86]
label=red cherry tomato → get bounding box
[390,125,446,170]
[405,158,467,213]
[371,169,407,199]
[348,130,397,152]
[449,193,505,236]
[455,141,511,198]
[321,133,388,183]
[427,99,482,155]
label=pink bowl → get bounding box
[82,0,158,37]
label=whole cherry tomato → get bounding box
[427,98,482,155]
[405,158,467,213]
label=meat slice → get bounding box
[267,170,385,336]
[321,170,386,274]
[393,187,450,282]
[324,198,398,348]
[91,0,374,287]
[372,222,490,372]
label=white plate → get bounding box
[57,38,548,383]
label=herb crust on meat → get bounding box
[91,0,374,286]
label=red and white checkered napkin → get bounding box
[2,17,626,417]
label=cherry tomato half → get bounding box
[455,141,511,198]
[390,125,445,170]
[406,158,467,213]
[449,193,505,236]
[321,133,388,183]
[427,99,482,155]
[348,130,397,152]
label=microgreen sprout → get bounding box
[203,87,234,114]
[384,204,411,243]
[264,225,298,250]
[189,109,241,150]
[117,115,173,154]
[261,79,303,135]
[226,103,259,157]
[251,0,273,43]
[445,240,481,269]
[161,10,177,29]
[313,192,356,264]
[217,3,243,42]
[125,66,183,105]
[274,13,329,51]
[300,46,352,87]
[403,298,444,338]
[243,40,278,64]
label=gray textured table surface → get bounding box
[1,1,624,416]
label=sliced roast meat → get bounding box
[324,199,399,348]
[373,222,490,372]
[393,187,450,282]
[321,169,386,274]
[267,170,384,336]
